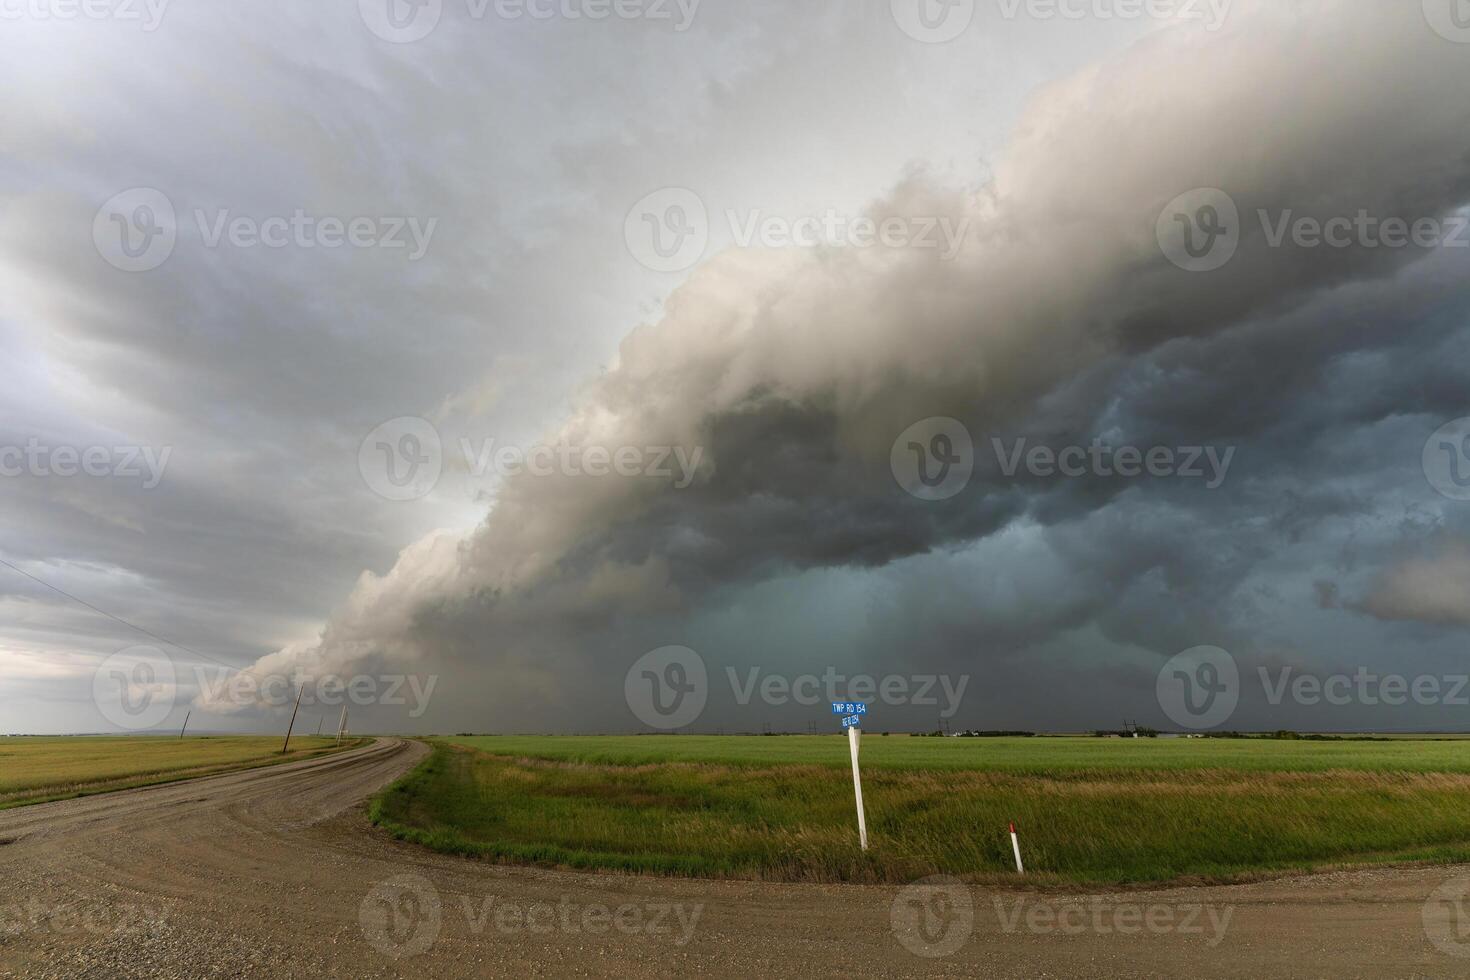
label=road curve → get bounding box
[2,737,1468,978]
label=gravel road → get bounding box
[2,737,1467,978]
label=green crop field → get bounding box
[436,733,1470,773]
[370,734,1470,886]
[0,735,361,809]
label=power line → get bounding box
[0,553,249,675]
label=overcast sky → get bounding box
[3,0,1469,736]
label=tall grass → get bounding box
[370,737,1470,885]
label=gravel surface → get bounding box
[1,737,1467,978]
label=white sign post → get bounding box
[833,702,869,850]
[848,724,868,850]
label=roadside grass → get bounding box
[368,736,1470,886]
[0,735,364,809]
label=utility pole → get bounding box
[179,710,190,739]
[280,683,304,754]
[315,716,323,736]
[335,704,348,745]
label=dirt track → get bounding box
[2,737,1468,978]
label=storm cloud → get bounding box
[234,1,1470,731]
[5,0,1470,734]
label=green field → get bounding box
[436,733,1470,773]
[370,735,1470,886]
[0,735,361,809]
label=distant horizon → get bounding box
[15,729,1470,738]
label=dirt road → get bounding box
[1,737,1467,978]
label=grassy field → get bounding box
[370,734,1470,886]
[0,735,361,809]
[438,733,1470,773]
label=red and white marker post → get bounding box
[1009,821,1024,874]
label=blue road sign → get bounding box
[831,702,868,715]
[841,714,862,729]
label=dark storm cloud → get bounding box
[7,0,1470,734]
[224,1,1470,735]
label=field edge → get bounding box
[0,736,370,812]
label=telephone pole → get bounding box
[280,683,304,754]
